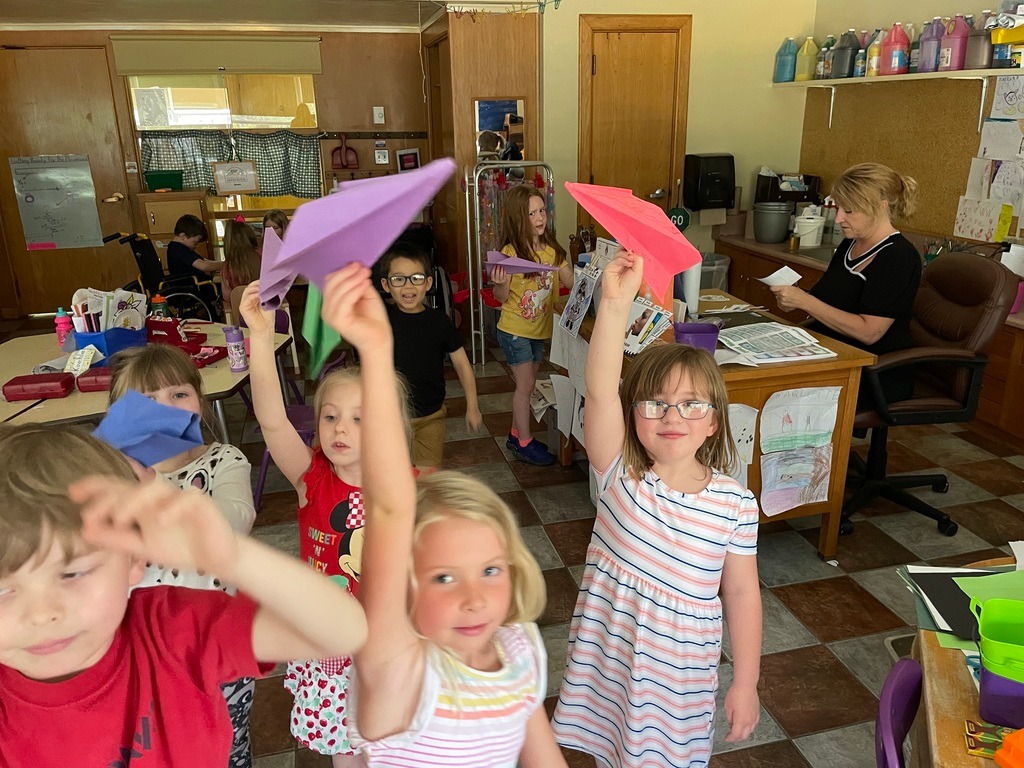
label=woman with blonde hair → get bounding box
[771,162,921,403]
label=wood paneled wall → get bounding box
[799,78,994,237]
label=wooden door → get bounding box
[0,48,134,314]
[579,15,691,224]
[426,36,458,272]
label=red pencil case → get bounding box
[179,344,227,368]
[3,373,75,401]
[76,367,113,392]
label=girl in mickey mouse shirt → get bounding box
[240,283,410,766]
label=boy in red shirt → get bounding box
[0,424,367,768]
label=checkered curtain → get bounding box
[233,131,322,199]
[139,130,233,189]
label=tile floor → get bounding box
[4,318,1020,768]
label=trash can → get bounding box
[673,252,731,300]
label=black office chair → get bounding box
[841,252,1018,536]
[116,233,221,322]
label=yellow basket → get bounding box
[991,27,1024,45]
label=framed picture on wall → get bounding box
[396,148,421,174]
[212,161,260,195]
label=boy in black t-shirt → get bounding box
[166,214,222,281]
[380,242,482,469]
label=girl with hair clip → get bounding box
[489,185,573,467]
[317,263,568,768]
[552,250,763,768]
[222,221,262,318]
[109,344,257,768]
[239,281,410,767]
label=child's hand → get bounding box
[465,405,483,433]
[601,249,644,301]
[321,263,391,350]
[238,281,275,336]
[490,265,510,286]
[723,684,760,742]
[70,475,239,579]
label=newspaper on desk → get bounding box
[718,322,836,364]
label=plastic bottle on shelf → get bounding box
[866,28,886,77]
[773,37,798,83]
[832,30,860,78]
[55,307,73,348]
[853,48,867,77]
[150,294,170,318]
[918,17,944,73]
[823,33,838,78]
[881,22,911,75]
[224,326,249,373]
[859,29,871,49]
[938,14,970,72]
[815,33,836,79]
[909,19,929,72]
[795,37,818,81]
[966,10,995,70]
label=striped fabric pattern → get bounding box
[355,623,545,767]
[553,455,759,768]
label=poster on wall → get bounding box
[9,155,104,250]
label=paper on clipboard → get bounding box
[757,266,802,287]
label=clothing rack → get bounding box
[463,160,555,364]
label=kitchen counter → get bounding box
[716,234,834,272]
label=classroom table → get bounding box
[0,323,292,441]
[911,630,996,767]
[554,289,875,560]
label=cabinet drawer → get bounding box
[989,327,1015,359]
[144,200,203,234]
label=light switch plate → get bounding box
[373,106,385,124]
[374,149,390,165]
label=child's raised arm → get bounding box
[71,476,367,662]
[238,282,313,496]
[584,251,644,473]
[318,265,422,738]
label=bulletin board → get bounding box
[798,78,998,238]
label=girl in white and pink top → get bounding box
[317,263,568,768]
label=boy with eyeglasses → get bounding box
[379,242,482,469]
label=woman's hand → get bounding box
[601,249,644,301]
[489,264,510,286]
[770,284,809,313]
[238,281,275,336]
[321,263,392,350]
[71,475,239,579]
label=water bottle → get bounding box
[853,48,867,77]
[795,37,818,81]
[880,23,910,75]
[918,17,944,73]
[938,14,970,72]
[150,294,170,318]
[773,37,798,83]
[224,326,249,373]
[55,307,73,348]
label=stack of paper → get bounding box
[718,322,836,364]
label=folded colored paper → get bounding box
[485,250,559,274]
[259,158,457,310]
[564,182,701,297]
[94,389,204,467]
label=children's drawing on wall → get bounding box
[760,446,832,516]
[559,266,600,339]
[566,333,589,394]
[759,386,840,454]
[991,75,1024,119]
[570,390,585,445]
[551,373,574,439]
[728,403,758,465]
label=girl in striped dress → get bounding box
[553,250,763,768]
[318,263,569,768]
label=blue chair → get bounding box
[876,657,923,768]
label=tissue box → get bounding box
[673,322,720,354]
[3,373,75,401]
[76,367,113,392]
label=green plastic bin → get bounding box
[144,169,184,191]
[972,598,1024,684]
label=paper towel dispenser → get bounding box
[683,154,735,211]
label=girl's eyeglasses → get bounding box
[632,400,715,420]
[387,274,427,287]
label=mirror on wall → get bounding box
[475,98,525,160]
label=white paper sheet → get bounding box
[550,312,568,369]
[728,403,759,465]
[990,159,1024,217]
[714,348,758,367]
[760,446,832,516]
[978,118,1024,161]
[953,196,1013,243]
[991,76,1024,119]
[1002,245,1024,278]
[570,390,586,444]
[966,157,994,200]
[559,267,600,339]
[550,374,574,439]
[566,334,589,395]
[1009,540,1024,569]
[757,266,802,287]
[727,459,748,489]
[760,387,840,454]
[530,378,555,421]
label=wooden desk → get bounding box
[912,630,994,767]
[1,325,291,441]
[557,290,875,559]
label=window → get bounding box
[129,74,317,131]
